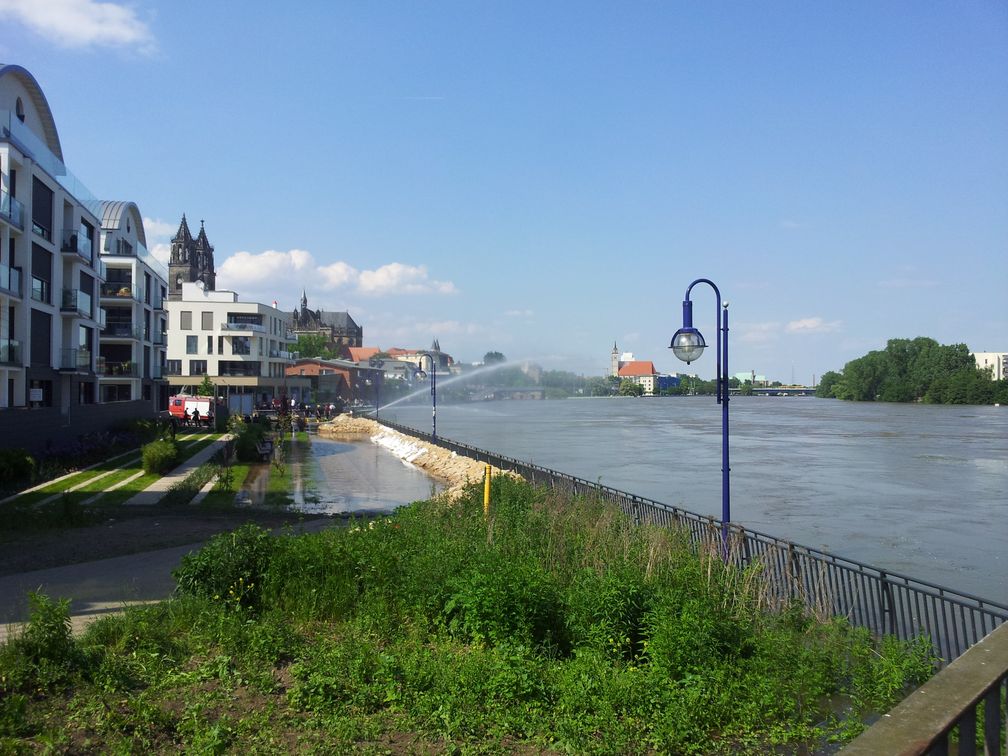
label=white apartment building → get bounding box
[165,281,302,413]
[972,351,1008,381]
[97,201,169,409]
[0,63,106,416]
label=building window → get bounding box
[15,97,25,123]
[165,359,181,375]
[189,360,207,375]
[232,336,251,355]
[180,311,192,330]
[31,177,53,241]
[201,311,213,330]
[207,336,214,354]
[30,276,50,303]
[186,335,198,354]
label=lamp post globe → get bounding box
[670,327,707,364]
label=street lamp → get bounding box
[368,357,384,419]
[670,278,731,559]
[414,352,437,438]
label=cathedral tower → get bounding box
[168,215,216,299]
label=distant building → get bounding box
[165,281,303,414]
[167,215,215,300]
[972,352,1007,381]
[385,339,453,370]
[290,291,362,357]
[733,371,767,386]
[618,360,659,396]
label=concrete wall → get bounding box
[0,399,158,455]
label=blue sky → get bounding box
[2,1,1006,381]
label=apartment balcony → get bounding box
[59,348,91,372]
[152,331,167,346]
[61,229,93,264]
[0,189,24,230]
[221,321,266,333]
[269,349,296,360]
[218,362,263,377]
[150,363,164,379]
[0,264,22,298]
[101,322,143,340]
[100,360,139,377]
[60,288,93,318]
[0,339,21,366]
[100,282,140,301]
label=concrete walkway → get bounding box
[121,434,233,506]
[0,516,336,644]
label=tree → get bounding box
[196,376,216,397]
[618,379,644,397]
[483,351,506,365]
[816,371,843,398]
[296,333,335,359]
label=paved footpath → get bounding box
[0,433,339,644]
[0,517,335,644]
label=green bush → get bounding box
[234,422,268,463]
[0,592,82,694]
[174,523,276,612]
[141,439,178,474]
[0,448,35,486]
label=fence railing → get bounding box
[377,418,1008,665]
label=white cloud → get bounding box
[505,309,534,319]
[149,242,170,265]
[215,249,457,299]
[737,321,781,344]
[785,317,842,334]
[0,0,156,52]
[357,262,457,296]
[142,217,176,239]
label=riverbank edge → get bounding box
[317,415,518,497]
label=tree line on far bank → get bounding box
[816,337,1008,405]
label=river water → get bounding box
[378,397,1007,604]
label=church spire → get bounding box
[172,214,193,244]
[300,290,308,312]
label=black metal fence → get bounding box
[378,418,1008,664]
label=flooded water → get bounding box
[298,435,443,516]
[383,397,1008,604]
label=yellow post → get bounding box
[483,463,491,518]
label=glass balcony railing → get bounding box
[100,282,140,300]
[101,360,138,377]
[96,307,106,328]
[59,347,91,371]
[269,349,296,360]
[221,321,266,333]
[152,331,166,346]
[0,264,21,297]
[0,338,20,365]
[61,229,93,263]
[2,110,99,206]
[0,188,24,229]
[150,363,164,379]
[61,288,92,317]
[102,322,143,339]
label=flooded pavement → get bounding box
[298,435,443,515]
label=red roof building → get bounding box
[617,360,659,395]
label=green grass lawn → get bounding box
[0,476,939,753]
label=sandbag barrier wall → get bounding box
[377,418,1008,665]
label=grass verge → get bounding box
[0,476,938,753]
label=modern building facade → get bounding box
[972,351,1008,381]
[1,64,106,420]
[165,281,304,414]
[97,201,169,410]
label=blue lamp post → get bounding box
[670,278,731,558]
[414,352,437,439]
[368,357,384,419]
